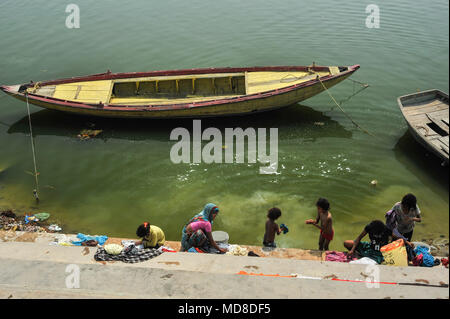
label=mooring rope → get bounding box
[337,78,369,107]
[314,74,376,138]
[25,93,40,202]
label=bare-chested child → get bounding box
[305,198,334,251]
[263,207,283,248]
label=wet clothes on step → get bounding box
[94,246,162,263]
[72,233,108,246]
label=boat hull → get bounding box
[1,65,359,119]
[397,89,449,164]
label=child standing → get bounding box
[263,207,283,248]
[306,198,334,251]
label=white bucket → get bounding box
[212,231,229,244]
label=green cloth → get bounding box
[34,212,50,221]
[356,241,384,264]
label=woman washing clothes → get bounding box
[181,203,227,253]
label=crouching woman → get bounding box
[181,203,227,253]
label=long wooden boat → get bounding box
[397,89,449,164]
[1,64,359,119]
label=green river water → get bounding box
[0,0,448,250]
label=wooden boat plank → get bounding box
[408,109,449,124]
[111,72,246,84]
[35,86,56,97]
[427,109,449,119]
[415,126,439,138]
[247,71,328,94]
[430,138,449,155]
[403,97,445,107]
[402,100,445,110]
[403,102,447,116]
[108,94,243,105]
[408,113,429,123]
[439,135,449,147]
[329,66,340,75]
[52,80,111,104]
[427,113,449,134]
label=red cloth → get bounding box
[162,248,176,253]
[412,254,423,266]
[320,229,334,241]
[441,258,449,268]
[325,251,357,262]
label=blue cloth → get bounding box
[414,246,434,267]
[280,223,289,234]
[192,203,219,225]
[71,233,108,246]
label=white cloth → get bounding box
[349,257,378,265]
[226,244,248,256]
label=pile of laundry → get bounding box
[226,245,249,256]
[325,251,378,265]
[326,244,447,267]
[49,233,108,247]
[93,240,173,263]
[325,251,358,263]
[412,245,443,267]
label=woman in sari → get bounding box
[181,203,227,253]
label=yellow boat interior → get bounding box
[26,67,343,106]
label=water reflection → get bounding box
[7,104,352,141]
[394,131,449,193]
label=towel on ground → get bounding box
[94,246,162,263]
[325,251,357,262]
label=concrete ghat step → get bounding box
[0,242,448,284]
[0,258,448,299]
[0,242,448,299]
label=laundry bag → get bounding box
[380,239,408,267]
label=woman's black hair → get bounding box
[267,207,282,220]
[401,193,417,212]
[316,198,330,211]
[136,223,150,238]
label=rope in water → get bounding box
[25,93,40,202]
[314,73,376,138]
[337,78,369,107]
